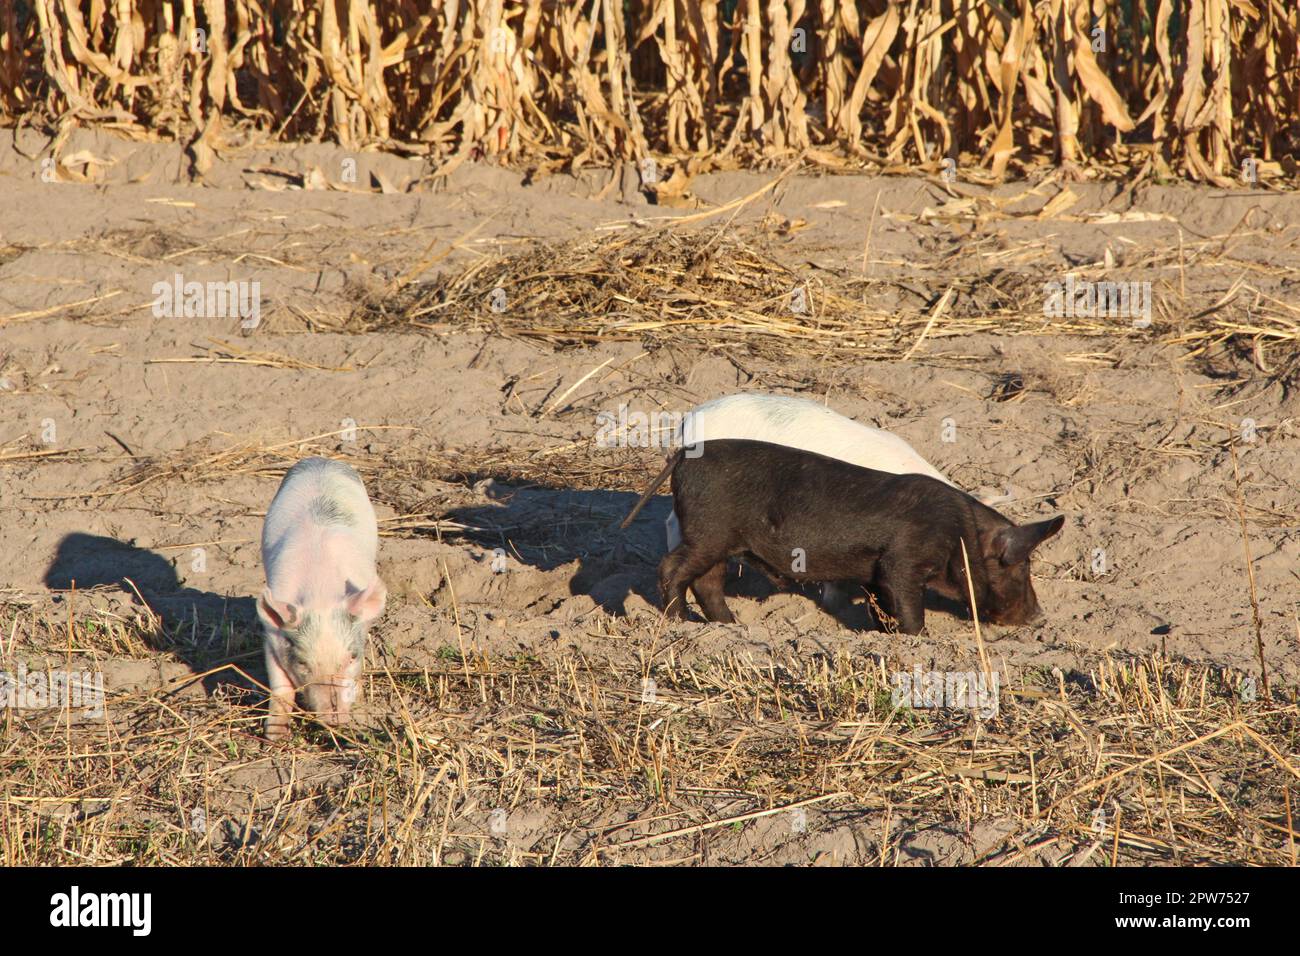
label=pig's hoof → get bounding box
[265,718,291,741]
[660,598,689,620]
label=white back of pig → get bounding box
[259,457,385,737]
[666,393,953,550]
[263,457,379,606]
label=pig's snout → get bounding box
[982,581,1044,626]
[1023,589,1046,624]
[996,595,1044,626]
[304,678,356,726]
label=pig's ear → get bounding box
[993,515,1065,565]
[347,579,387,624]
[258,588,300,630]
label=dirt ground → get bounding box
[1,127,1298,866]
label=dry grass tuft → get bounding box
[357,220,1300,370]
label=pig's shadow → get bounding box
[44,532,262,701]
[445,482,966,629]
[444,483,666,614]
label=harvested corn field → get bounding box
[2,1,1297,182]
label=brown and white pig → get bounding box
[258,457,387,739]
[622,439,1062,634]
[666,392,957,551]
[664,392,965,609]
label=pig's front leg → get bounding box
[877,561,926,634]
[264,644,296,740]
[891,590,926,635]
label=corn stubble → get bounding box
[0,1,1294,181]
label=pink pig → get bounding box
[257,457,387,739]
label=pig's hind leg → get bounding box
[658,546,725,621]
[690,561,735,623]
[658,550,691,619]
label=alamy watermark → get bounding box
[151,273,261,329]
[49,886,150,936]
[1,664,104,718]
[892,666,1000,719]
[1043,273,1151,328]
[595,404,705,457]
